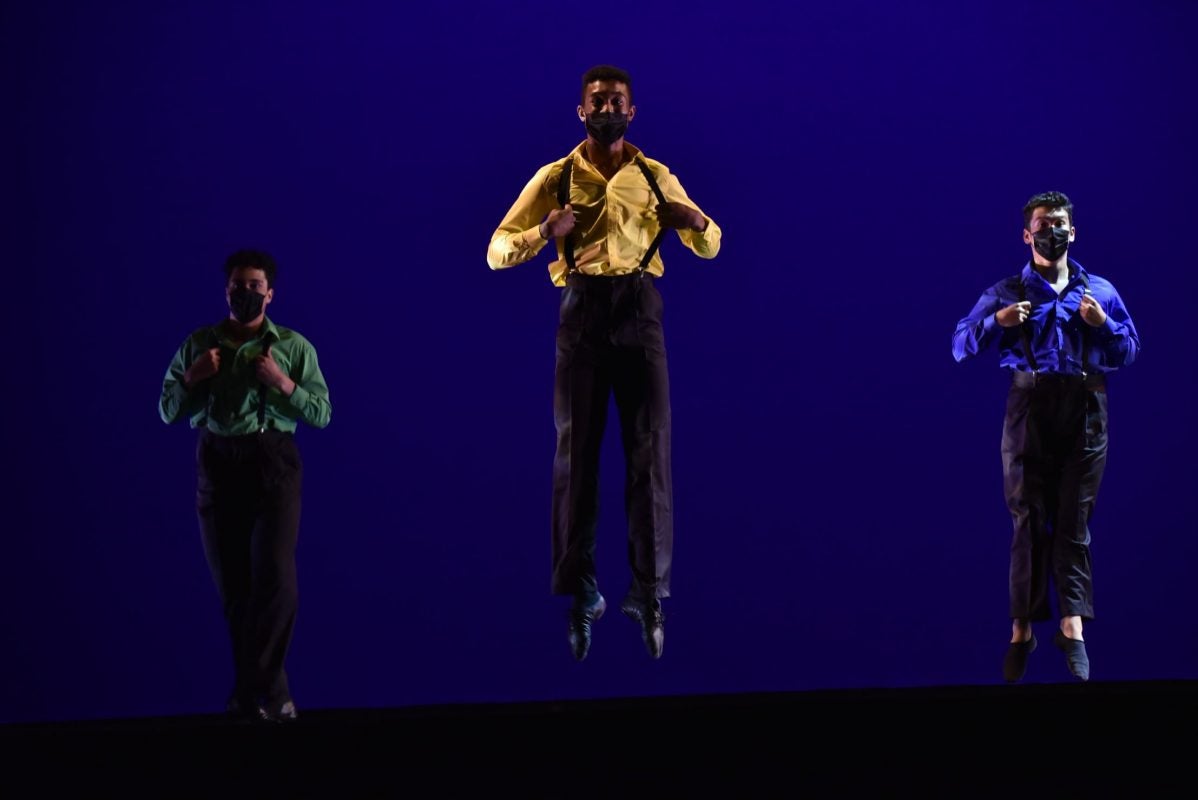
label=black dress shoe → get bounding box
[259,699,299,723]
[1054,631,1089,682]
[620,596,665,659]
[225,695,260,721]
[1003,634,1037,682]
[567,594,606,661]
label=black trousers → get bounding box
[196,429,303,705]
[1001,374,1108,621]
[551,272,673,602]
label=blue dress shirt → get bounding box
[952,259,1140,374]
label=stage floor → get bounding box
[2,680,1193,797]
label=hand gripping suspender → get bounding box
[557,155,670,277]
[200,331,275,432]
[1016,270,1090,376]
[632,157,669,276]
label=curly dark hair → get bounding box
[1022,191,1074,229]
[581,64,632,102]
[223,249,277,287]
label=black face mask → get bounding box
[584,111,629,146]
[1032,227,1071,261]
[228,287,266,323]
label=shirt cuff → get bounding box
[501,227,548,260]
[288,384,310,410]
[684,217,720,256]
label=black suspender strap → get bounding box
[203,329,222,427]
[556,157,572,207]
[557,154,674,277]
[1015,279,1039,373]
[1076,271,1090,376]
[258,341,272,432]
[634,155,668,204]
[199,329,275,433]
[633,156,668,275]
[1016,267,1092,377]
[557,158,578,275]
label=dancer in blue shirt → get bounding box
[953,191,1140,682]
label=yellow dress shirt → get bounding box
[487,141,722,286]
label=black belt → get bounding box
[565,271,654,288]
[201,427,291,442]
[1011,371,1105,390]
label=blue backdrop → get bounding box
[3,0,1195,723]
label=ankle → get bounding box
[1059,617,1084,640]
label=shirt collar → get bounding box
[572,140,644,176]
[211,315,280,345]
[1020,258,1088,286]
[260,316,280,342]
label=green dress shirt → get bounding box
[159,317,331,435]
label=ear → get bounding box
[1068,225,1077,242]
[628,104,636,122]
[264,287,274,306]
[577,104,586,122]
[1022,228,1033,245]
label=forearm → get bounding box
[488,167,554,270]
[279,351,331,428]
[281,382,331,428]
[952,303,1002,363]
[677,213,720,257]
[1093,315,1141,367]
[159,373,205,424]
[487,226,550,269]
[662,172,720,258]
[159,342,208,424]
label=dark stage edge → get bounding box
[2,680,1194,797]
